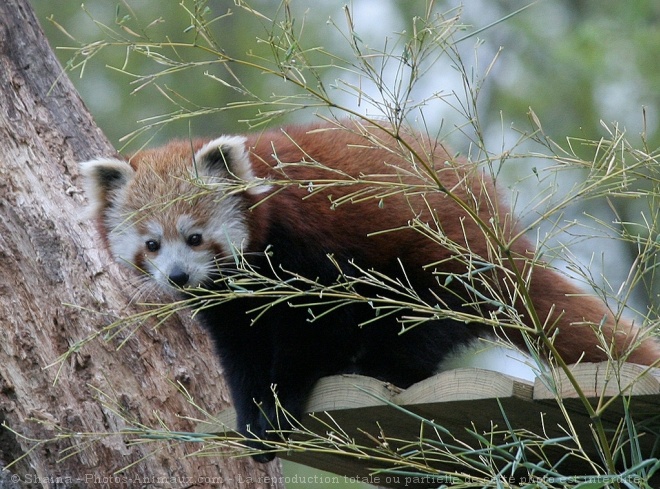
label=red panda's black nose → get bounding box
[168,268,190,288]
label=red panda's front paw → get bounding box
[245,438,276,463]
[238,414,279,462]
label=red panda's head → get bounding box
[80,136,271,292]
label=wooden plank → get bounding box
[532,362,660,478]
[196,363,660,488]
[533,362,660,399]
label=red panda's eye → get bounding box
[187,234,203,247]
[145,240,160,252]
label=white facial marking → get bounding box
[144,215,214,289]
[148,240,215,289]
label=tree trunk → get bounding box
[0,1,283,487]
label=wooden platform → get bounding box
[196,363,660,488]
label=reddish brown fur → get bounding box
[235,122,658,366]
[121,122,659,366]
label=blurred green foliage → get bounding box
[31,0,659,151]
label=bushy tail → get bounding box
[519,265,660,366]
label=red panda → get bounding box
[81,120,660,462]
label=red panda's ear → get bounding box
[79,158,135,216]
[194,136,271,195]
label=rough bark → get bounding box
[0,1,283,487]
